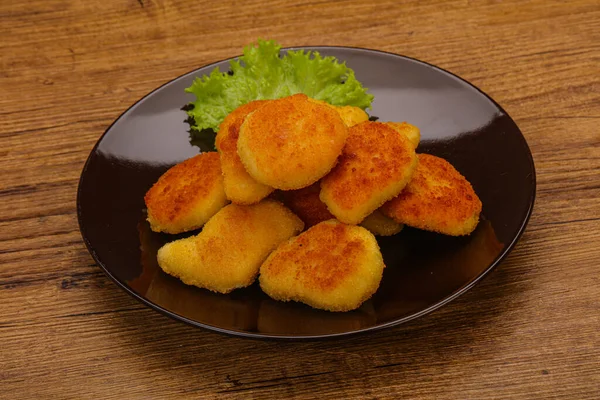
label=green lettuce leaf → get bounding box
[184,40,374,149]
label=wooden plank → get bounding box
[0,0,598,398]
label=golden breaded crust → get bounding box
[144,152,228,234]
[381,153,482,236]
[360,209,404,236]
[259,220,385,312]
[385,122,421,149]
[336,105,369,127]
[279,183,334,228]
[237,94,348,190]
[320,121,418,224]
[157,200,304,294]
[280,182,402,236]
[307,98,369,127]
[215,100,274,204]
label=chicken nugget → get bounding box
[360,209,403,236]
[279,183,334,228]
[215,100,274,204]
[157,200,304,294]
[144,152,228,234]
[237,94,348,190]
[307,98,369,127]
[381,154,482,236]
[320,121,418,224]
[385,122,421,148]
[280,182,402,236]
[259,220,385,312]
[336,105,370,127]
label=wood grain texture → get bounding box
[1,0,599,398]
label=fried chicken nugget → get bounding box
[320,121,418,224]
[237,94,348,190]
[144,152,228,234]
[259,220,385,311]
[360,209,404,236]
[336,105,370,127]
[381,154,482,236]
[385,122,421,148]
[280,182,403,236]
[215,100,274,204]
[157,200,304,294]
[279,183,334,228]
[259,220,385,312]
[307,98,369,127]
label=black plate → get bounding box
[77,47,535,339]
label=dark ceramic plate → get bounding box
[77,47,535,339]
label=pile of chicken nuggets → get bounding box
[144,94,482,312]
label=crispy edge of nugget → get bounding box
[215,100,274,204]
[385,122,421,149]
[278,183,334,228]
[320,121,418,225]
[259,220,385,312]
[144,152,228,234]
[280,183,403,236]
[157,200,304,294]
[381,153,482,236]
[360,209,404,236]
[237,94,349,190]
[307,98,369,127]
[336,105,370,127]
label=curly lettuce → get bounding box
[184,40,374,150]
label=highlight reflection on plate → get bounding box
[77,47,535,339]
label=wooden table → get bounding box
[2,0,599,398]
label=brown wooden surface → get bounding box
[1,0,599,398]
